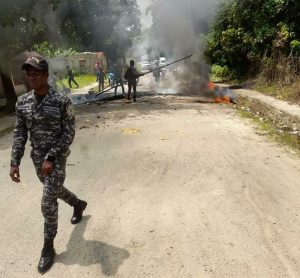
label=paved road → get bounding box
[0,87,300,277]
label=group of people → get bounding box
[95,61,122,94]
[50,60,148,101]
[95,60,144,102]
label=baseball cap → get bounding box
[21,56,49,72]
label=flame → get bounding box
[206,81,233,104]
[214,95,231,104]
[207,81,215,91]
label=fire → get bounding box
[214,95,231,104]
[207,81,233,104]
[207,81,215,91]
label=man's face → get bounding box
[26,67,48,90]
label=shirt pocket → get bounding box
[41,106,61,126]
[18,105,33,129]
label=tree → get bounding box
[57,0,141,62]
[205,0,300,78]
[0,0,58,112]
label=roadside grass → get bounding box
[252,79,300,105]
[60,74,97,89]
[59,74,111,93]
[237,109,300,153]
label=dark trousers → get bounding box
[114,79,125,96]
[33,155,79,240]
[68,77,79,88]
[98,79,104,92]
[127,79,137,101]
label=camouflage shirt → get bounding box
[11,87,75,166]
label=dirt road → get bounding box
[0,88,300,277]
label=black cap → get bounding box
[21,56,49,72]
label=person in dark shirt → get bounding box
[66,65,79,89]
[97,68,106,92]
[114,64,125,96]
[124,60,144,102]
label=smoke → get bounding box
[136,0,221,95]
[137,0,153,30]
[150,0,220,56]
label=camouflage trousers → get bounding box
[32,154,79,240]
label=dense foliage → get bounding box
[57,0,141,60]
[205,0,300,78]
[0,0,141,60]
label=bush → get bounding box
[211,64,230,80]
[33,41,76,58]
[260,56,300,84]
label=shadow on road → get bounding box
[56,215,130,276]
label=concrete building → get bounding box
[48,52,107,78]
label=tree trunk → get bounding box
[0,66,17,113]
[0,27,18,113]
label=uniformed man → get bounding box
[114,64,125,96]
[10,56,87,273]
[124,60,144,102]
[97,67,106,92]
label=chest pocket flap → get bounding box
[42,106,61,118]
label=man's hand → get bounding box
[42,160,53,176]
[10,166,20,183]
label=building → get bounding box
[48,52,107,78]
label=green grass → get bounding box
[252,80,300,104]
[58,74,111,92]
[237,109,300,153]
[59,74,97,89]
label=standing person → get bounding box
[108,70,116,88]
[95,61,101,81]
[124,60,144,102]
[114,64,125,96]
[10,56,87,273]
[97,68,106,92]
[66,65,79,89]
[153,61,161,94]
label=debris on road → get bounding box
[79,124,90,129]
[122,128,141,135]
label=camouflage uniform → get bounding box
[11,87,79,240]
[114,67,125,96]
